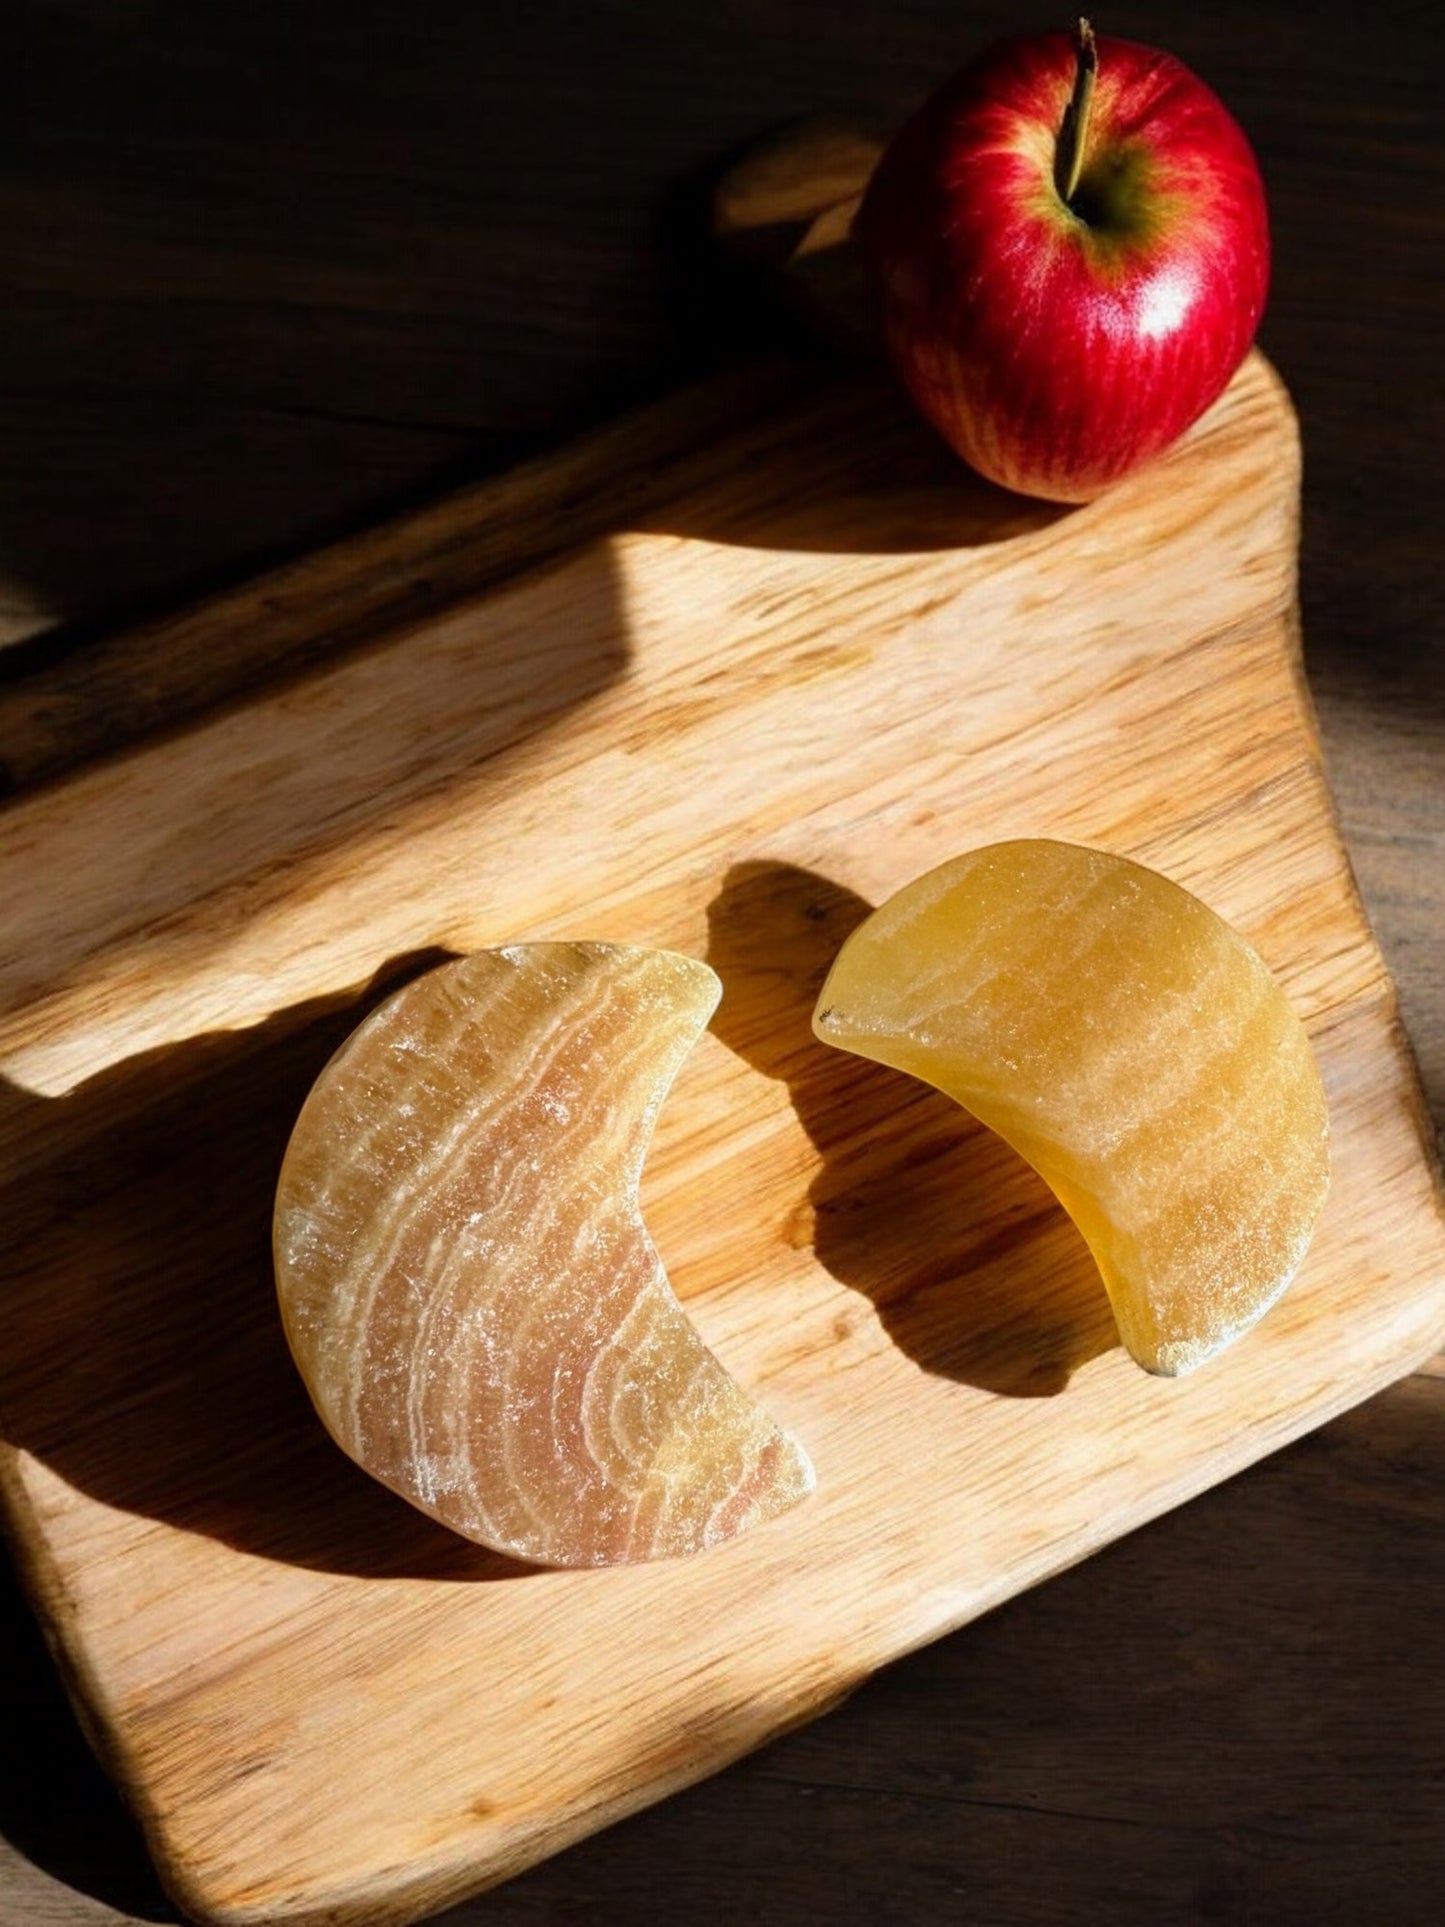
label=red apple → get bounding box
[856,21,1270,502]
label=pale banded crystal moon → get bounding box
[274,943,813,1566]
[812,841,1330,1376]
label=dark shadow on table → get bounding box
[0,2,1075,814]
[704,858,1117,1397]
[0,1542,176,1922]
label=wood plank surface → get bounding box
[1,5,1441,1926]
[1,349,1441,1925]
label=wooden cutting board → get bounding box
[1,350,1441,1927]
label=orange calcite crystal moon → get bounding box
[812,842,1330,1376]
[274,943,813,1566]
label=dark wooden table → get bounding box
[2,4,1440,1922]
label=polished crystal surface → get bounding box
[813,841,1330,1375]
[275,942,813,1565]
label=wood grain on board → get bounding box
[0,352,1441,1926]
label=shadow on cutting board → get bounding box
[0,952,536,1588]
[705,859,1118,1397]
[645,367,1068,561]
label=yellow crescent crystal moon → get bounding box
[812,841,1330,1376]
[274,943,813,1566]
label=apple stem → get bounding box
[1055,17,1099,210]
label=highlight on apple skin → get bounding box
[273,942,814,1567]
[856,21,1271,502]
[812,841,1329,1377]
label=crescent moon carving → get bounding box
[275,942,813,1566]
[813,841,1330,1376]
